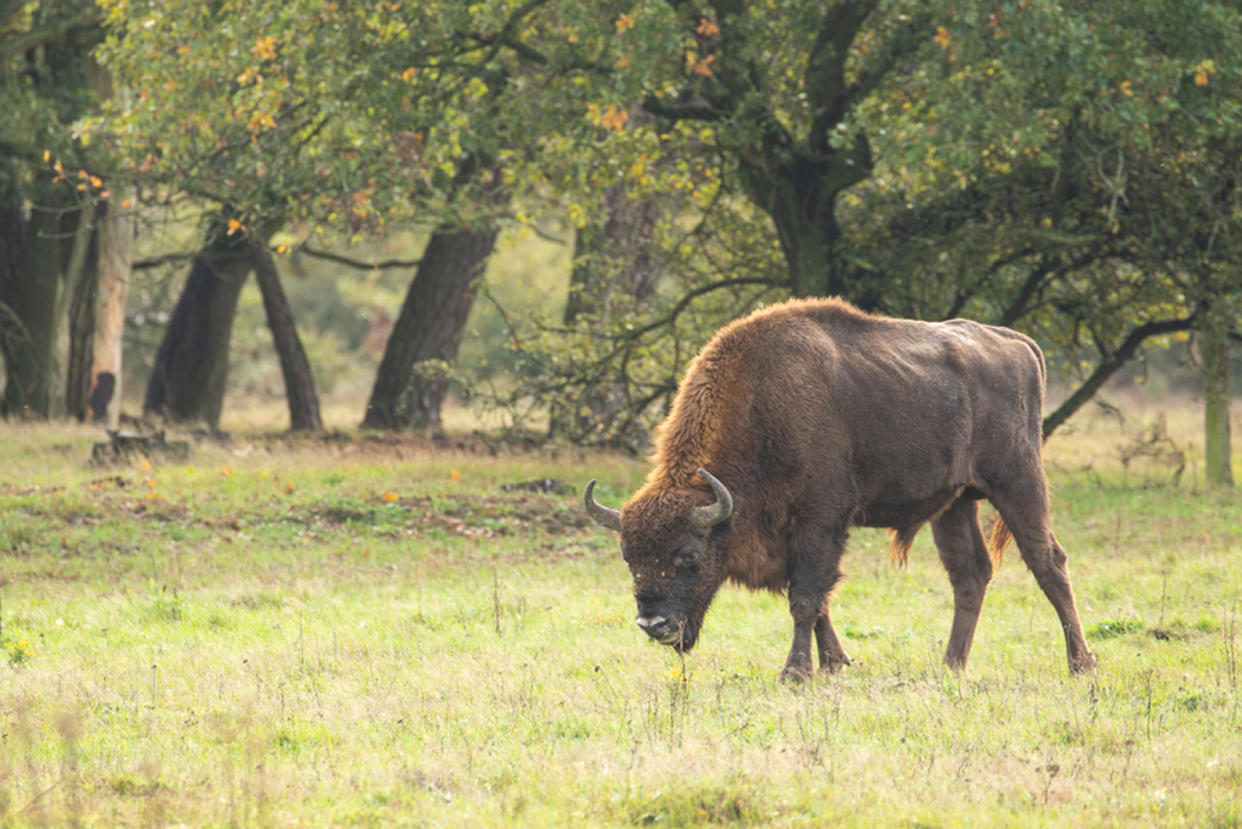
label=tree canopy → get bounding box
[2,1,1239,458]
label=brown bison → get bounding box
[584,297,1096,680]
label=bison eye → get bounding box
[672,544,701,572]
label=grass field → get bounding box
[1,403,1240,826]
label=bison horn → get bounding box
[691,468,733,530]
[583,479,622,532]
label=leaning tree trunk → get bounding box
[362,224,498,430]
[1202,303,1234,487]
[253,244,322,432]
[144,219,262,429]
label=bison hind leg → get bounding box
[930,497,994,670]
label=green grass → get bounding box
[1,410,1240,827]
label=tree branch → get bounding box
[1042,314,1198,439]
[806,0,877,145]
[0,10,102,62]
[294,245,420,271]
[842,10,935,116]
[641,93,729,123]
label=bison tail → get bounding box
[887,525,920,569]
[988,514,1013,566]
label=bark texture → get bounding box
[88,197,134,427]
[254,244,322,432]
[1202,305,1234,487]
[143,223,257,429]
[362,225,497,430]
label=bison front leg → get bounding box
[782,524,849,682]
[814,611,851,673]
[781,600,818,683]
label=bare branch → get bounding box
[1042,314,1198,439]
[294,245,420,271]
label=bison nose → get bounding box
[636,615,675,641]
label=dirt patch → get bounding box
[305,492,593,540]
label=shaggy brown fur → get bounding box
[588,297,1095,680]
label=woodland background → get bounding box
[2,0,1241,483]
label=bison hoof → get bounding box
[819,655,851,674]
[1069,651,1098,674]
[779,663,814,684]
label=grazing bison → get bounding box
[584,297,1096,680]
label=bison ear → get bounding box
[583,479,622,532]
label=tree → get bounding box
[87,193,133,427]
[95,0,535,429]
[143,216,265,429]
[253,242,321,432]
[1,0,106,418]
[478,1,1238,443]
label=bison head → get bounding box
[584,469,733,652]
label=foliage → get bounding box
[476,0,1242,443]
[0,0,100,174]
[25,0,1241,440]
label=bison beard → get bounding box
[585,297,1096,681]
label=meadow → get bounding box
[1,403,1239,827]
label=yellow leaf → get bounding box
[601,105,629,131]
[1194,59,1216,87]
[226,218,243,235]
[696,18,719,37]
[449,469,461,482]
[616,12,635,32]
[252,35,277,61]
[934,26,950,50]
[1119,80,1133,97]
[689,54,715,77]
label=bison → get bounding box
[584,297,1096,680]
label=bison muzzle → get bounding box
[584,298,1096,680]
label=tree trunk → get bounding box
[64,205,100,420]
[361,224,497,430]
[253,244,322,432]
[549,180,668,448]
[144,219,259,429]
[740,137,872,304]
[0,177,80,418]
[87,196,134,428]
[1202,304,1234,487]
